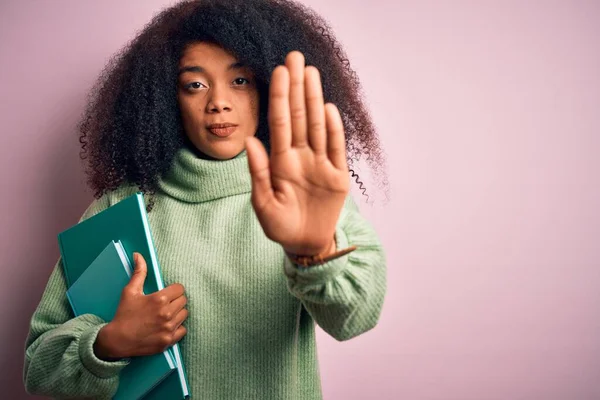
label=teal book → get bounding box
[58,192,190,399]
[66,240,133,321]
[66,240,176,400]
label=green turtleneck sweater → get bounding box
[23,145,387,400]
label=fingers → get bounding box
[171,307,189,330]
[162,297,188,343]
[305,66,326,155]
[155,283,185,303]
[245,136,275,209]
[160,323,188,351]
[325,103,347,170]
[165,293,187,316]
[171,325,187,345]
[268,65,291,154]
[127,252,148,294]
[285,51,308,148]
[270,52,333,158]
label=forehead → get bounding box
[179,41,238,67]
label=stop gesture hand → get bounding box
[245,51,349,257]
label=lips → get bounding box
[207,123,237,137]
[207,122,236,128]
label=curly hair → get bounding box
[78,0,389,211]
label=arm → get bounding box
[282,194,387,341]
[23,196,130,399]
[244,51,386,341]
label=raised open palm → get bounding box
[244,51,349,256]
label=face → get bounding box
[177,41,260,160]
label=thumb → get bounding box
[244,136,275,209]
[128,252,147,294]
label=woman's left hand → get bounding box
[245,51,349,257]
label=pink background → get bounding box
[1,1,599,399]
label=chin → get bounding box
[195,142,245,160]
[210,152,239,160]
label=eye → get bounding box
[233,77,250,85]
[183,82,206,91]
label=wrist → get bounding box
[94,323,126,361]
[314,238,337,258]
[284,235,361,268]
[284,237,336,258]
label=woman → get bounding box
[23,0,388,398]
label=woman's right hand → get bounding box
[94,252,188,361]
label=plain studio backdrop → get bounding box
[1,1,599,399]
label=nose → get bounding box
[206,85,232,113]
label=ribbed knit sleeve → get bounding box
[283,194,387,341]
[23,194,131,399]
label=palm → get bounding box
[245,51,349,256]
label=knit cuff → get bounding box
[79,322,131,379]
[283,224,350,284]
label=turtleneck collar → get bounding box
[157,144,252,203]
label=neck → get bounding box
[157,143,252,203]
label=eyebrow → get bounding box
[178,62,246,76]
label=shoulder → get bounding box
[343,192,360,213]
[78,184,140,222]
[338,191,383,247]
[339,192,363,222]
